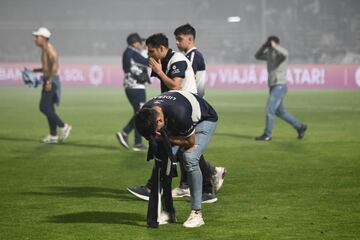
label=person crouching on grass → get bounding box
[135,90,218,228]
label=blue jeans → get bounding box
[172,120,217,210]
[264,84,301,136]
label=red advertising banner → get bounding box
[0,64,124,86]
[1,63,359,89]
[206,64,360,89]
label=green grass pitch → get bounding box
[0,86,359,240]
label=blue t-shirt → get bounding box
[122,46,148,88]
[143,90,217,137]
[122,46,148,73]
[185,48,206,97]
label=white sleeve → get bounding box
[195,70,206,98]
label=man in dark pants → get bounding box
[116,33,149,151]
[32,27,71,144]
[172,24,226,201]
[127,33,224,204]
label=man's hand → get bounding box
[44,81,52,92]
[148,57,162,75]
[33,68,43,73]
[169,133,195,150]
[154,132,163,142]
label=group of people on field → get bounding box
[30,23,307,228]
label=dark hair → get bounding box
[145,33,168,48]
[135,107,158,139]
[127,33,143,45]
[267,35,280,44]
[174,23,196,39]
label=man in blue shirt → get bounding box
[172,23,226,201]
[127,33,223,204]
[174,24,206,97]
[135,90,218,228]
[116,33,150,151]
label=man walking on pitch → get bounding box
[116,33,150,151]
[32,27,71,144]
[254,35,307,141]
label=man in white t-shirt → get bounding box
[146,33,197,94]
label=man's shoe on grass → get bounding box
[172,186,190,198]
[213,167,226,192]
[41,135,59,144]
[297,124,308,139]
[255,133,272,141]
[116,131,129,149]
[127,186,150,201]
[158,211,177,225]
[202,192,218,204]
[59,123,72,142]
[183,210,205,228]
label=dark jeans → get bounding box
[39,81,64,136]
[146,154,216,194]
[123,88,146,145]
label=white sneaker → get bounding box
[172,187,191,198]
[158,211,176,225]
[59,124,72,142]
[213,167,226,192]
[41,135,59,144]
[183,210,205,228]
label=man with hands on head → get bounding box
[254,35,307,141]
[147,33,197,93]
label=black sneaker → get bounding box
[132,143,147,152]
[116,132,129,149]
[202,192,218,204]
[127,186,150,201]
[297,124,308,139]
[255,134,272,141]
